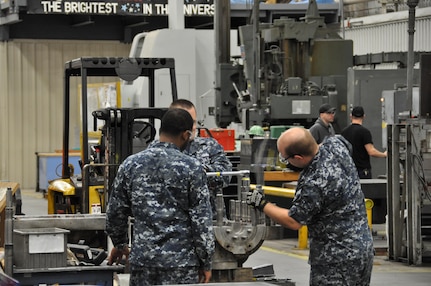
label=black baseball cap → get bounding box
[351,106,364,117]
[319,103,336,113]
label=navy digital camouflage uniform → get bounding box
[289,136,374,286]
[106,141,215,286]
[150,136,232,216]
[183,136,232,215]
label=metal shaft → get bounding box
[407,0,419,115]
[206,170,250,177]
[5,187,14,276]
[216,193,224,226]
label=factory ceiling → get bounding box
[0,1,340,42]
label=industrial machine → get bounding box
[375,1,431,265]
[126,0,355,187]
[387,118,431,265]
[215,0,352,132]
[43,56,278,283]
[126,1,352,134]
[385,53,431,265]
[208,171,274,282]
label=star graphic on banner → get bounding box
[120,2,141,14]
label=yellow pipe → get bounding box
[250,184,296,198]
[250,184,307,248]
[250,184,373,249]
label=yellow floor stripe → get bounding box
[260,246,431,273]
[259,245,309,261]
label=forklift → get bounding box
[47,57,178,216]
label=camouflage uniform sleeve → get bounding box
[188,163,215,270]
[204,138,232,189]
[105,161,133,246]
[289,176,325,225]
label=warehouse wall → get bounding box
[342,7,431,55]
[0,40,130,188]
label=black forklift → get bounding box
[46,58,177,246]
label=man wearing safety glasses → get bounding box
[247,127,374,286]
[309,103,336,144]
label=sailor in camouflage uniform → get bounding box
[247,127,374,286]
[150,99,232,217]
[106,108,215,285]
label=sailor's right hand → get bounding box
[246,188,268,211]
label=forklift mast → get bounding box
[49,57,178,214]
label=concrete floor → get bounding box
[18,189,431,285]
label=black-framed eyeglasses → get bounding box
[325,111,336,115]
[278,152,298,165]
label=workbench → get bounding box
[264,171,299,184]
[0,182,22,247]
[13,265,124,286]
[10,214,123,285]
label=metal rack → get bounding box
[387,120,431,265]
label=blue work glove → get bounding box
[246,188,268,211]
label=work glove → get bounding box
[246,188,268,211]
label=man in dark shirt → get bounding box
[341,106,387,179]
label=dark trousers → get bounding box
[310,250,374,286]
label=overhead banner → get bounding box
[27,0,215,16]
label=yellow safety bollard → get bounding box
[297,225,308,250]
[364,198,374,232]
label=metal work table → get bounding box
[13,265,124,286]
[263,171,299,182]
[359,178,387,199]
[9,213,116,284]
[168,282,294,286]
[0,182,22,247]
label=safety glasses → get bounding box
[278,152,298,164]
